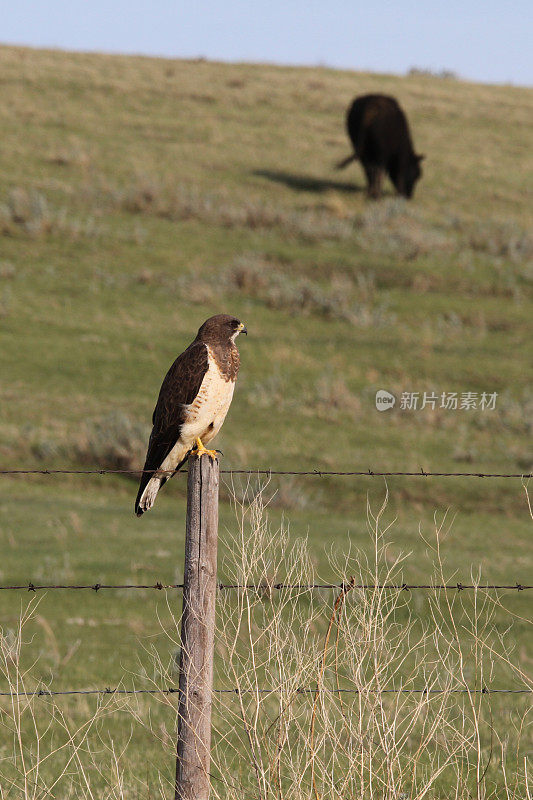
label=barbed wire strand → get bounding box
[0,687,530,698]
[0,582,530,592]
[0,468,531,478]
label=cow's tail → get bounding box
[336,153,357,170]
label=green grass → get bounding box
[0,45,531,795]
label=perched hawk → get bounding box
[135,314,246,516]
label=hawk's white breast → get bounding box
[158,347,235,474]
[179,347,235,445]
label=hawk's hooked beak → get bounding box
[238,322,248,336]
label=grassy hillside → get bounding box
[0,45,531,795]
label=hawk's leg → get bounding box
[192,437,218,460]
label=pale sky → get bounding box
[3,0,532,86]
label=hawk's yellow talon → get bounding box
[193,437,218,460]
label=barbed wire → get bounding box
[0,581,530,592]
[0,686,530,698]
[0,467,530,478]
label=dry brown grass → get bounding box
[133,487,532,799]
[0,601,129,799]
[0,487,530,797]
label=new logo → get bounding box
[375,390,396,411]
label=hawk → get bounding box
[134,314,246,516]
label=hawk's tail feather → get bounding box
[135,476,161,517]
[134,454,190,517]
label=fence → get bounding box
[1,468,531,476]
[1,458,531,799]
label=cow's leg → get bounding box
[373,169,384,199]
[364,164,383,199]
[395,172,406,196]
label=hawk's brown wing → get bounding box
[135,341,209,511]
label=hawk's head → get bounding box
[197,314,247,345]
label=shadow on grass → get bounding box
[253,169,363,194]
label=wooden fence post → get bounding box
[175,453,219,800]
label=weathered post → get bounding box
[175,453,219,800]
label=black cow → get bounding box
[337,94,424,199]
